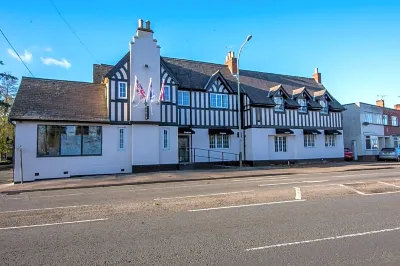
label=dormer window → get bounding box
[298,99,307,113]
[274,96,284,112]
[320,100,328,114]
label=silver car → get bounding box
[378,148,400,161]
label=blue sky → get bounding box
[1,0,400,107]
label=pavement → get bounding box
[1,161,399,194]
[1,167,400,265]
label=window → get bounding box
[274,136,287,152]
[162,129,169,150]
[256,108,262,124]
[298,99,307,113]
[364,112,373,123]
[178,91,190,106]
[320,101,328,114]
[209,135,229,149]
[383,115,388,125]
[376,114,383,124]
[365,135,379,150]
[37,125,102,156]
[325,135,336,147]
[274,97,284,112]
[392,116,399,126]
[304,134,316,147]
[118,128,125,151]
[163,85,171,102]
[118,82,127,99]
[210,93,228,108]
[394,137,400,149]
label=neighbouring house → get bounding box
[343,100,400,161]
[9,19,345,182]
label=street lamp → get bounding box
[237,35,252,168]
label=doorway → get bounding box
[178,135,190,163]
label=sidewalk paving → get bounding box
[1,162,399,194]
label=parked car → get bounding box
[344,148,353,161]
[378,148,400,162]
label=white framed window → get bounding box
[118,82,127,99]
[325,135,336,147]
[394,137,400,148]
[178,91,190,106]
[274,136,287,152]
[274,97,284,112]
[375,114,383,124]
[210,93,228,108]
[320,100,328,114]
[298,99,307,113]
[209,135,229,149]
[304,134,316,147]
[118,128,126,151]
[163,85,171,102]
[162,129,169,150]
[392,116,399,126]
[383,115,388,125]
[365,135,379,150]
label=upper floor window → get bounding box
[256,108,262,124]
[392,116,399,126]
[320,100,328,114]
[163,85,171,102]
[364,112,373,123]
[298,99,307,113]
[383,115,388,125]
[274,97,284,112]
[210,93,228,108]
[118,82,127,99]
[376,114,383,125]
[178,91,190,106]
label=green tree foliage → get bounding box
[0,60,18,157]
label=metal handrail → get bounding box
[178,147,239,164]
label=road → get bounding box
[1,167,400,265]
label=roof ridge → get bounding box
[161,56,227,67]
[22,76,97,85]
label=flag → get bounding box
[147,78,155,102]
[136,78,146,99]
[159,79,165,102]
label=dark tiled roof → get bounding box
[9,77,108,122]
[93,64,113,84]
[162,57,343,109]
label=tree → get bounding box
[0,60,18,159]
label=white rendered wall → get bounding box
[159,126,178,165]
[131,125,160,165]
[13,122,132,182]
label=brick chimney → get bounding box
[395,104,400,110]
[376,99,385,107]
[225,51,238,75]
[312,68,321,84]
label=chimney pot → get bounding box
[376,99,385,108]
[395,104,400,110]
[312,67,321,84]
[146,20,151,30]
[138,19,144,29]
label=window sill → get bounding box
[37,154,102,158]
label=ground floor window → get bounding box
[162,129,169,150]
[394,137,400,149]
[304,135,316,148]
[325,135,336,147]
[118,128,126,151]
[209,134,229,149]
[37,125,102,156]
[365,135,378,150]
[274,136,287,152]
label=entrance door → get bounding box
[178,136,190,163]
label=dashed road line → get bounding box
[246,226,400,251]
[0,205,93,214]
[338,184,366,195]
[378,181,400,189]
[154,190,253,200]
[258,180,329,187]
[0,218,108,231]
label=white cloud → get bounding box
[7,49,33,63]
[40,57,71,69]
[44,47,53,52]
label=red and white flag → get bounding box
[158,79,165,102]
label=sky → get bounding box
[1,0,400,107]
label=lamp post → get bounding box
[237,35,252,168]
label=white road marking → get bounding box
[232,176,292,182]
[299,183,341,188]
[246,226,400,251]
[338,184,366,195]
[188,199,305,212]
[364,190,400,196]
[0,205,93,214]
[378,181,400,189]
[0,218,108,231]
[154,190,253,200]
[294,187,301,200]
[332,173,378,178]
[343,181,366,185]
[258,180,329,187]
